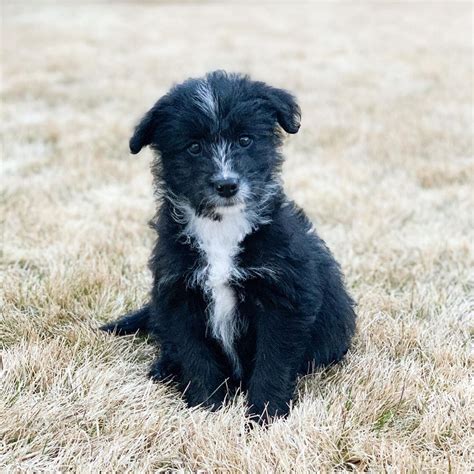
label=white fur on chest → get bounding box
[185,205,251,376]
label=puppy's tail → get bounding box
[100,304,151,336]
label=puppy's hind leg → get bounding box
[100,304,150,336]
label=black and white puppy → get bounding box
[102,71,356,423]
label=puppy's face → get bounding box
[129,71,300,216]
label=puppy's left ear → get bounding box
[261,85,301,134]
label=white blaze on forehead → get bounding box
[194,82,234,179]
[211,139,233,178]
[194,79,217,119]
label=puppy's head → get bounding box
[130,71,300,217]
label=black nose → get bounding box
[214,177,240,198]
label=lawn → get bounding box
[1,2,472,471]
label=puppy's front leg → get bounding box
[175,338,229,410]
[247,306,309,424]
[150,293,229,410]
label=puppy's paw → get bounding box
[99,321,120,334]
[100,307,150,336]
[247,401,289,426]
[148,359,175,382]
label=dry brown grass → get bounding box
[1,2,473,472]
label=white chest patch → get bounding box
[185,205,251,377]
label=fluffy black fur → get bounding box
[101,71,356,423]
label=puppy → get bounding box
[101,71,356,423]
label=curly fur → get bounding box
[101,71,356,423]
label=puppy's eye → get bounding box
[239,135,252,147]
[187,142,202,155]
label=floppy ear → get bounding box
[260,85,301,134]
[129,98,166,154]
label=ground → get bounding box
[1,1,473,472]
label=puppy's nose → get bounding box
[214,177,240,198]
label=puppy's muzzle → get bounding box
[213,177,240,198]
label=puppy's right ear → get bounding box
[129,103,160,154]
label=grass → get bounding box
[1,1,473,472]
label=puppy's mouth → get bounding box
[197,190,248,220]
[213,196,244,208]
